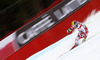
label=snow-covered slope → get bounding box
[27,11,100,60]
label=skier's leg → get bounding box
[71,38,79,50]
[82,31,89,43]
[71,33,80,49]
[74,32,82,46]
[75,37,79,46]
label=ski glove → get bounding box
[67,29,72,33]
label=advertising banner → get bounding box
[0,0,91,60]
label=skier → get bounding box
[67,20,89,49]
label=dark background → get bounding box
[0,0,55,39]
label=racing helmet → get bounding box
[72,20,77,27]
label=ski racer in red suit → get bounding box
[67,21,89,49]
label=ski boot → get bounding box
[82,37,86,43]
[70,43,78,50]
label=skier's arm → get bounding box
[67,26,74,33]
[67,28,72,33]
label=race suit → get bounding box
[70,22,89,45]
